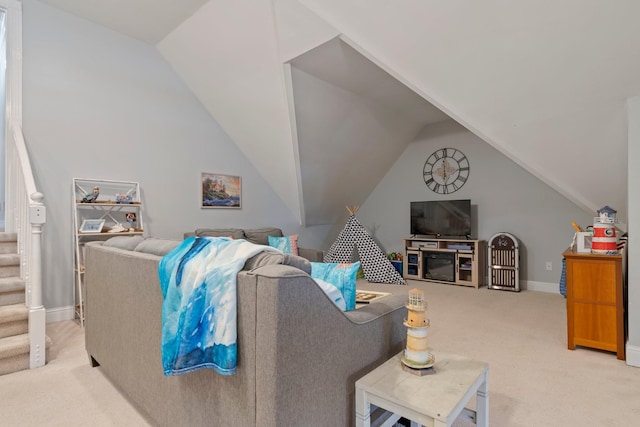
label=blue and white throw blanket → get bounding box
[158,236,278,376]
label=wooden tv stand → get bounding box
[403,237,486,288]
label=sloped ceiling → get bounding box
[39,0,208,44]
[36,0,451,226]
[298,0,636,225]
[289,38,449,224]
[35,0,636,227]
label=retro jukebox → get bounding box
[488,232,520,292]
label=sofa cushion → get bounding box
[103,235,145,251]
[310,261,361,311]
[133,238,181,256]
[244,227,283,245]
[281,254,311,273]
[267,234,299,255]
[195,228,245,240]
[243,251,311,274]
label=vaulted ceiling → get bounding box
[289,38,450,224]
[39,0,208,44]
[38,0,635,227]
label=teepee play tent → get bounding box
[324,206,405,285]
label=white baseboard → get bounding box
[626,343,640,367]
[523,280,559,294]
[46,306,75,323]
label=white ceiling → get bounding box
[38,0,627,227]
[39,0,208,44]
[290,38,449,125]
[39,0,452,226]
[290,38,450,224]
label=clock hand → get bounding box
[441,160,449,183]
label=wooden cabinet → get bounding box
[403,238,486,288]
[564,247,626,360]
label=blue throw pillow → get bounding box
[313,278,347,311]
[267,234,299,255]
[310,261,360,311]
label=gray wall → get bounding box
[17,0,614,313]
[22,0,300,312]
[357,120,594,289]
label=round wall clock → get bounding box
[423,148,470,194]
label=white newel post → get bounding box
[28,192,46,368]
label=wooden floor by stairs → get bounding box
[0,232,51,376]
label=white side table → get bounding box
[355,350,489,427]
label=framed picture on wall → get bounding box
[201,173,242,209]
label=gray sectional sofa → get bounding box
[84,232,406,426]
[184,227,325,262]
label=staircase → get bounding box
[0,232,50,376]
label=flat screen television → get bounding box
[410,199,472,238]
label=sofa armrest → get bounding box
[298,246,324,262]
[343,294,407,324]
[241,264,405,427]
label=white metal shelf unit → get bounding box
[72,178,144,326]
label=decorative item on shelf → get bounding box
[402,288,435,375]
[592,205,619,255]
[107,223,127,233]
[387,252,403,275]
[79,219,105,233]
[386,252,403,261]
[81,186,100,203]
[125,212,137,230]
[115,193,133,204]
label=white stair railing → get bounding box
[5,120,47,369]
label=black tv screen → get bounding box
[410,200,472,238]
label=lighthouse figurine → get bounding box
[592,205,619,255]
[402,289,435,371]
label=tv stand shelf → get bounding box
[403,238,487,288]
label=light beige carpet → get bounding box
[0,319,151,427]
[1,280,639,427]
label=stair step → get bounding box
[0,254,20,279]
[0,276,25,293]
[0,304,28,339]
[0,303,28,323]
[0,233,50,376]
[0,232,17,258]
[0,267,19,279]
[0,233,17,243]
[0,254,20,280]
[0,333,29,359]
[0,333,52,376]
[0,241,17,255]
[0,254,19,267]
[0,276,25,306]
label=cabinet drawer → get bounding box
[568,261,617,303]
